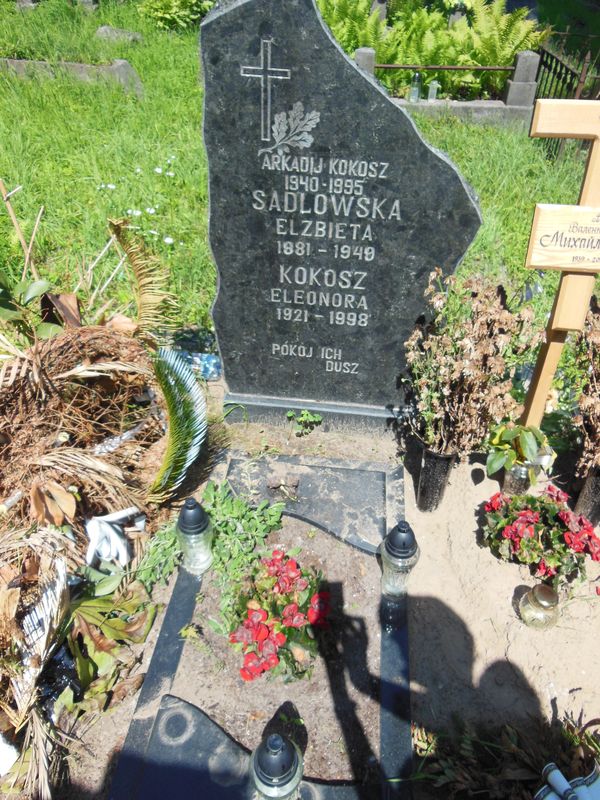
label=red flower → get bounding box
[229,625,253,647]
[254,623,270,643]
[502,524,515,539]
[558,509,578,531]
[282,602,306,628]
[535,559,557,578]
[595,586,600,596]
[296,577,309,591]
[565,531,586,553]
[545,485,569,504]
[308,592,330,627]
[587,535,600,562]
[265,653,279,669]
[284,559,301,579]
[240,652,265,681]
[271,549,285,562]
[485,492,507,512]
[247,608,268,624]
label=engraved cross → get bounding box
[240,38,291,143]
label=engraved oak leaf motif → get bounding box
[259,101,320,155]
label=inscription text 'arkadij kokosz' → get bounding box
[201,0,481,418]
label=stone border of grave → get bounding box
[0,57,144,98]
[355,49,540,127]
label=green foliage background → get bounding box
[317,0,548,98]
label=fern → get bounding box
[147,348,208,504]
[108,219,177,335]
[318,0,547,99]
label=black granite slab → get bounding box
[110,454,412,799]
[110,567,412,800]
[226,454,404,553]
[201,0,480,424]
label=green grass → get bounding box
[0,0,214,328]
[410,112,588,319]
[0,0,592,335]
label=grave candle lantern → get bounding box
[176,497,213,576]
[379,520,420,598]
[250,733,303,799]
[518,584,559,629]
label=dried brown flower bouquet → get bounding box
[574,299,600,478]
[403,271,542,458]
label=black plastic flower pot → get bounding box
[416,446,456,512]
[575,467,600,526]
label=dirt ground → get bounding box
[64,384,600,797]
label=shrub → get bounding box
[139,0,214,30]
[318,0,548,99]
[401,271,541,456]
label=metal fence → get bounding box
[535,39,600,159]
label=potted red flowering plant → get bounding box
[227,548,329,682]
[482,485,600,588]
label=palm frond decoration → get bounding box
[108,218,177,335]
[35,449,143,510]
[146,348,208,504]
[54,360,153,381]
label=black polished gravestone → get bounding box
[201,0,480,425]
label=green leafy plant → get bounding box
[134,520,182,593]
[317,0,400,64]
[318,0,547,99]
[228,548,329,681]
[482,484,600,587]
[286,409,323,437]
[0,275,62,343]
[201,481,284,628]
[486,422,554,484]
[55,576,156,717]
[139,0,214,30]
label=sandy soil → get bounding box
[63,389,600,797]
[171,519,382,783]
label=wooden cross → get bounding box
[521,99,600,428]
[240,38,291,143]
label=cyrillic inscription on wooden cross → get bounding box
[522,99,600,428]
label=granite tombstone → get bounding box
[201,0,481,425]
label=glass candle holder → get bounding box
[502,464,529,495]
[250,733,303,800]
[427,80,440,101]
[176,497,213,576]
[408,71,422,102]
[518,584,559,629]
[379,521,420,598]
